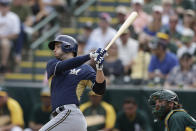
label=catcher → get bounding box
[148,89,196,131]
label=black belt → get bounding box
[52,105,65,117]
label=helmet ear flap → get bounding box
[48,41,55,50]
[73,52,77,57]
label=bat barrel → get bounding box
[105,12,138,51]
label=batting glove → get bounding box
[89,49,99,59]
[97,48,108,57]
[96,56,104,70]
[89,48,108,61]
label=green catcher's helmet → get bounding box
[148,89,179,106]
[148,89,179,121]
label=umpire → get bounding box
[39,35,107,131]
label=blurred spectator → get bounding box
[138,31,153,51]
[42,0,65,14]
[161,0,175,26]
[143,5,163,37]
[156,32,178,54]
[174,0,195,11]
[103,43,124,85]
[0,87,24,131]
[165,53,196,89]
[116,29,138,76]
[11,0,34,67]
[77,35,87,56]
[80,91,116,131]
[27,0,47,23]
[177,28,196,58]
[28,87,51,131]
[143,0,161,14]
[0,0,20,73]
[131,0,151,34]
[113,97,152,131]
[11,0,33,27]
[115,5,137,39]
[84,13,116,53]
[148,38,178,82]
[131,34,151,85]
[162,14,182,48]
[82,22,93,43]
[181,9,195,31]
[193,20,196,43]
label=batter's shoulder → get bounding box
[46,58,60,68]
[47,58,59,65]
[46,58,60,78]
[82,64,95,72]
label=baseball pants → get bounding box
[39,104,87,131]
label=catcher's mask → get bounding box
[148,89,179,121]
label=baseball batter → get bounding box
[39,35,107,131]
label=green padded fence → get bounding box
[4,85,196,130]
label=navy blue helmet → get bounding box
[48,35,78,57]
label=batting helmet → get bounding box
[48,35,78,57]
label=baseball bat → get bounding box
[105,12,138,51]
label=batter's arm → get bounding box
[92,69,106,95]
[96,70,105,83]
[91,48,107,95]
[55,54,91,74]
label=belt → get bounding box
[52,105,65,117]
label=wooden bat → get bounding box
[105,12,138,51]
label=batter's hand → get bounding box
[95,56,104,70]
[96,48,108,58]
[89,48,108,61]
[89,50,98,60]
[95,48,108,70]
